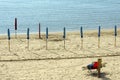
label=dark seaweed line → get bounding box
[0,54,120,62]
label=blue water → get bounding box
[0,0,120,34]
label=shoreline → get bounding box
[0,28,119,37]
[0,27,119,35]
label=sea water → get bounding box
[0,0,120,34]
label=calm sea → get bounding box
[0,0,120,34]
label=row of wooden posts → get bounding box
[6,18,118,51]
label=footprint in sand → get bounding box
[0,64,8,75]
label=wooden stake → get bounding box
[98,58,102,78]
[115,36,116,47]
[28,40,29,50]
[64,38,65,49]
[81,38,83,49]
[98,37,100,48]
[8,40,10,51]
[46,38,48,50]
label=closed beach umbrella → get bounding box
[80,27,83,48]
[8,29,10,40]
[8,29,10,51]
[15,18,17,30]
[27,28,30,39]
[80,26,83,38]
[114,25,117,47]
[98,26,101,48]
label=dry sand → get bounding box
[0,29,120,80]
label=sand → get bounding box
[0,29,120,80]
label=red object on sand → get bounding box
[93,62,99,69]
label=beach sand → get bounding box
[0,29,120,80]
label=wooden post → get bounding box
[27,28,30,50]
[8,40,10,51]
[114,25,117,47]
[28,39,29,50]
[8,29,10,51]
[39,23,41,39]
[98,37,100,48]
[46,27,48,50]
[46,38,48,50]
[64,37,65,49]
[15,18,17,39]
[80,27,83,49]
[115,36,116,47]
[98,58,102,78]
[63,27,66,49]
[81,38,83,49]
[98,26,101,48]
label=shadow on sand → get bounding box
[87,72,111,80]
